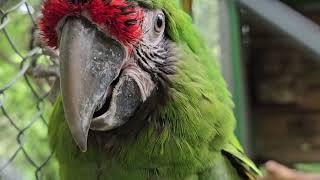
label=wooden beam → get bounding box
[181,0,192,15]
[236,0,320,59]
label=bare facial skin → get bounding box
[260,161,320,180]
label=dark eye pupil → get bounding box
[156,15,164,28]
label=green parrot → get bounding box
[38,0,261,179]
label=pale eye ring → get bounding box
[154,13,165,33]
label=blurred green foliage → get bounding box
[295,163,320,173]
[0,0,59,180]
[193,0,220,57]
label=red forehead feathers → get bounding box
[39,0,144,49]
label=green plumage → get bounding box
[49,0,261,179]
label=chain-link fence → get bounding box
[0,0,59,179]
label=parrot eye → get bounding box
[154,13,165,33]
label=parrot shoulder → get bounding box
[221,135,262,180]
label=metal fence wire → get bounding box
[0,0,59,179]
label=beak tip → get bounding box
[68,124,89,152]
[74,133,88,152]
[79,145,87,152]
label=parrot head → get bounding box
[39,0,181,152]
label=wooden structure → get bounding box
[239,1,320,163]
[181,0,192,15]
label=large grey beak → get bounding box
[59,17,126,152]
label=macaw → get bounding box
[39,0,261,179]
